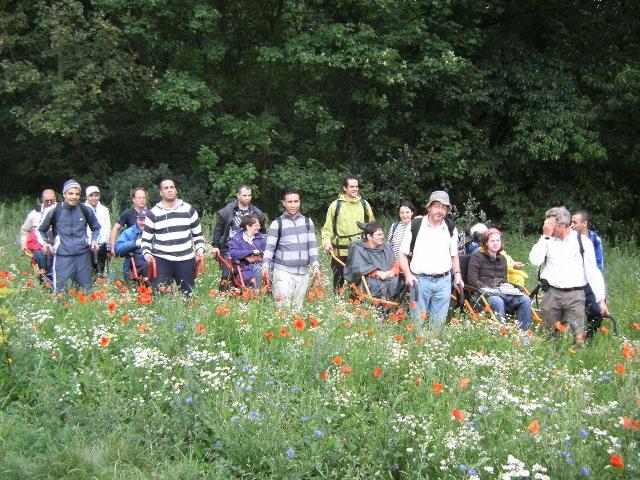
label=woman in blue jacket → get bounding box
[228,215,266,289]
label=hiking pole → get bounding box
[329,250,346,267]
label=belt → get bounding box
[418,271,450,279]
[549,285,584,292]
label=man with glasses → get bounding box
[399,190,464,330]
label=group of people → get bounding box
[20,176,609,342]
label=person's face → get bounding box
[133,190,147,209]
[343,179,359,200]
[63,187,81,206]
[159,181,177,202]
[399,206,413,224]
[41,191,56,207]
[245,220,260,236]
[136,216,146,229]
[282,193,301,216]
[237,188,252,208]
[571,214,587,234]
[485,233,502,254]
[427,201,448,221]
[368,228,385,247]
[87,192,100,207]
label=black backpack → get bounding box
[332,198,371,241]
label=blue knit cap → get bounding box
[62,179,81,194]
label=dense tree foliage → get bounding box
[1,0,638,237]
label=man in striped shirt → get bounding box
[142,179,205,295]
[261,189,320,309]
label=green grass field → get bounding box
[1,204,639,479]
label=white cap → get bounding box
[86,186,100,196]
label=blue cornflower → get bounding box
[579,429,589,438]
[479,406,489,414]
[314,429,323,438]
[469,469,478,477]
[546,406,554,413]
[185,396,193,405]
[286,448,295,458]
[291,386,300,393]
[580,466,591,477]
[248,412,259,420]
[214,440,222,450]
[240,405,248,413]
[265,380,274,386]
[301,415,310,421]
[230,415,239,422]
[175,321,185,330]
[153,314,166,322]
[467,421,476,428]
[242,365,252,372]
[600,374,611,382]
[459,464,468,473]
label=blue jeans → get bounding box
[410,274,451,331]
[487,294,532,331]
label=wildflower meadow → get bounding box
[0,206,639,479]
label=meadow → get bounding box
[0,203,639,479]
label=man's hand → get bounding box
[324,244,333,252]
[144,254,153,263]
[42,243,53,255]
[453,272,464,292]
[90,241,99,252]
[312,266,321,278]
[598,300,610,318]
[196,252,205,262]
[261,267,270,283]
[542,216,556,237]
[513,261,525,269]
[211,247,220,257]
[404,273,416,287]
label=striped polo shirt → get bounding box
[262,213,320,275]
[141,200,205,261]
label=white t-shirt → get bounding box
[399,216,458,275]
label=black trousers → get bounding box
[152,256,196,295]
[331,255,348,290]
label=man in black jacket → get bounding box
[211,185,266,289]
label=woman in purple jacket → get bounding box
[228,215,266,289]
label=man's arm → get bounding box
[141,213,155,261]
[37,208,55,253]
[321,201,336,252]
[210,207,227,255]
[189,208,206,258]
[451,255,463,290]
[110,223,123,255]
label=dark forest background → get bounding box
[2,1,639,238]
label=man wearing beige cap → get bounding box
[399,190,463,330]
[85,186,111,275]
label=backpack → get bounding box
[332,198,371,241]
[407,217,455,257]
[47,203,94,238]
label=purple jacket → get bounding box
[228,230,267,279]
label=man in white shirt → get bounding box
[399,190,463,331]
[529,206,609,341]
[85,186,112,275]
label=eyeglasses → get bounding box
[43,199,55,204]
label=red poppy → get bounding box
[622,343,634,360]
[321,370,328,381]
[215,305,230,316]
[114,279,122,287]
[610,454,624,470]
[342,366,352,375]
[601,326,609,335]
[373,367,382,378]
[500,327,508,336]
[137,323,149,333]
[395,334,404,343]
[208,288,217,298]
[416,336,425,345]
[293,316,306,331]
[195,323,206,334]
[26,279,34,288]
[633,322,639,331]
[107,300,117,312]
[414,377,422,386]
[333,356,343,366]
[432,383,444,394]
[615,364,625,375]
[120,315,130,324]
[279,326,288,337]
[528,420,540,434]
[409,301,417,309]
[264,331,274,341]
[309,316,319,328]
[459,378,470,390]
[451,409,465,421]
[99,336,110,348]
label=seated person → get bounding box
[228,215,266,289]
[20,189,57,277]
[344,222,401,300]
[114,209,149,281]
[466,228,532,331]
[466,222,487,254]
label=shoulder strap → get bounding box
[332,200,342,236]
[48,204,62,236]
[444,217,455,237]
[577,232,584,259]
[409,218,423,256]
[275,217,283,253]
[361,198,370,223]
[389,222,399,242]
[79,203,92,226]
